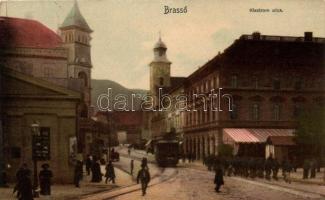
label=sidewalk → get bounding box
[0,165,133,200]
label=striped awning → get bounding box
[223,128,295,144]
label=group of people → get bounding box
[14,163,53,200]
[76,154,116,187]
[202,154,321,187]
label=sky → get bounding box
[1,0,325,90]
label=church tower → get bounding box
[149,36,171,106]
[60,1,92,117]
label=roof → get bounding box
[166,77,186,93]
[1,67,81,100]
[113,111,143,126]
[266,136,296,146]
[223,32,325,66]
[0,17,62,49]
[223,128,295,144]
[154,37,167,49]
[170,77,186,88]
[60,1,92,32]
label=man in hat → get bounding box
[105,161,116,184]
[74,160,83,187]
[14,163,33,200]
[39,163,53,196]
[137,164,150,196]
[214,164,224,193]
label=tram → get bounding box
[154,139,180,167]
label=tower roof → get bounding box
[60,1,92,32]
[154,37,167,49]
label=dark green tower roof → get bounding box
[60,1,92,32]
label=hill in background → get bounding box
[91,79,148,111]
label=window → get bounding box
[231,75,238,88]
[251,104,260,120]
[253,76,259,89]
[159,77,164,86]
[230,104,238,120]
[78,71,88,87]
[273,104,280,120]
[273,78,280,90]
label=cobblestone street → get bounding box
[113,167,324,200]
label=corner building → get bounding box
[149,32,325,161]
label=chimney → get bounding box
[252,32,261,40]
[304,32,313,42]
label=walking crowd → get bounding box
[200,154,321,186]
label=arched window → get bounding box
[78,71,88,87]
[251,104,260,120]
[231,75,238,88]
[159,77,164,86]
[273,104,280,120]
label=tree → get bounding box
[295,105,325,164]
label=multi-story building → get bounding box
[149,32,325,161]
[183,32,324,161]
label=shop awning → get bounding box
[266,136,296,146]
[223,128,295,144]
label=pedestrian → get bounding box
[283,159,292,184]
[14,163,33,200]
[188,153,192,163]
[214,164,224,193]
[85,155,92,176]
[303,159,310,179]
[128,148,131,156]
[39,163,53,196]
[265,156,273,180]
[272,159,280,181]
[74,160,83,187]
[130,160,134,175]
[142,157,148,168]
[14,163,32,199]
[310,158,316,178]
[105,161,116,184]
[137,164,151,196]
[91,158,102,182]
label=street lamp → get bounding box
[31,121,40,198]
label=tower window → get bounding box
[78,71,88,87]
[159,77,164,86]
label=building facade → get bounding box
[0,1,93,183]
[148,32,325,161]
[183,32,324,160]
